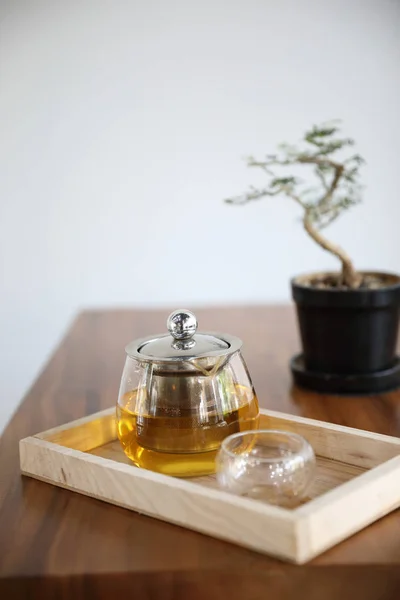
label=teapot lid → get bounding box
[125,309,242,362]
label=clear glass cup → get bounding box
[216,430,316,506]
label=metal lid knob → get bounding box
[167,309,198,341]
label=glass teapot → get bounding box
[116,309,259,477]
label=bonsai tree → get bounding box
[225,121,365,289]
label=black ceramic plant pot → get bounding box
[290,272,400,394]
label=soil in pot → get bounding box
[299,271,398,291]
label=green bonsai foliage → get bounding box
[225,121,365,288]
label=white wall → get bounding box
[1,0,400,432]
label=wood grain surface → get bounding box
[2,306,400,598]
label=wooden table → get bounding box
[2,306,400,599]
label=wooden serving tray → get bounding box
[19,408,400,564]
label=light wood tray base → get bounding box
[20,408,400,564]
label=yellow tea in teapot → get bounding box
[117,384,259,477]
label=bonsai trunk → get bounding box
[303,215,362,289]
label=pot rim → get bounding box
[292,270,400,292]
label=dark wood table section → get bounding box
[2,306,400,599]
